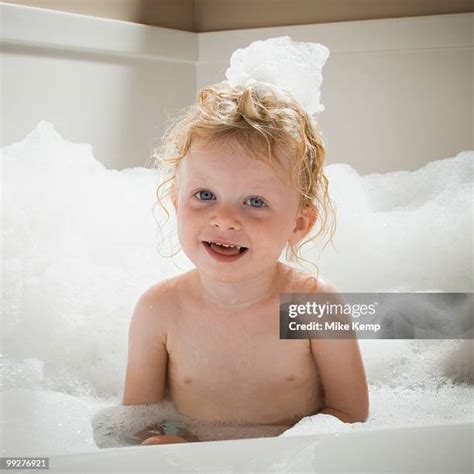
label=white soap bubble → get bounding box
[1,121,472,454]
[309,152,473,292]
[225,36,330,115]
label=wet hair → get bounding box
[152,80,336,272]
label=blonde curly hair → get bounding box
[153,80,335,272]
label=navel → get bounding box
[183,376,192,384]
[285,375,296,382]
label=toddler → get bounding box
[122,38,368,445]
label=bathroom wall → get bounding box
[3,0,473,31]
[2,0,195,31]
[1,3,197,170]
[198,13,473,173]
[1,3,472,173]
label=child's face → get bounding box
[172,139,314,282]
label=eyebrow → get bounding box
[186,177,283,195]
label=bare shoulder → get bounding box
[282,265,339,295]
[131,271,191,333]
[140,272,191,310]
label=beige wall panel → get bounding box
[2,0,195,30]
[3,0,474,31]
[195,0,473,32]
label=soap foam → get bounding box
[1,121,473,455]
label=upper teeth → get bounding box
[208,241,241,249]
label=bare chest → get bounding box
[165,300,322,423]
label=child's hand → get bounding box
[140,434,188,445]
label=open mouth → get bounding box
[202,241,249,262]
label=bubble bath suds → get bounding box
[1,121,473,455]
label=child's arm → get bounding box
[122,288,168,405]
[122,290,190,445]
[310,281,369,423]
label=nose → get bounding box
[209,204,242,231]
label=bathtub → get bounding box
[2,134,472,471]
[1,3,473,473]
[48,423,473,472]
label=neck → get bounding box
[193,263,285,311]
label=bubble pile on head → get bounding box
[154,36,335,270]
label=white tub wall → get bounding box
[0,3,197,170]
[198,13,473,174]
[1,3,472,173]
[48,423,473,473]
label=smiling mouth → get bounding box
[202,241,249,260]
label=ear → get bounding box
[289,204,318,245]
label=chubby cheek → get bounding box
[175,205,202,250]
[176,204,223,255]
[248,214,295,258]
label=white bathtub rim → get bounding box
[46,420,473,460]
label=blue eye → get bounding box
[194,190,215,201]
[245,197,267,208]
